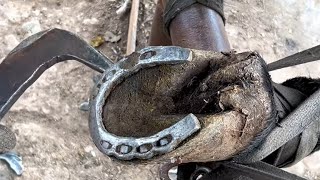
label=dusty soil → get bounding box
[0,0,320,179]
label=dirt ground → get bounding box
[0,0,320,179]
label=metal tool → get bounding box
[0,28,112,120]
[0,28,112,175]
[0,152,23,176]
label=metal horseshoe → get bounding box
[89,46,201,160]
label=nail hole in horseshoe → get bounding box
[116,145,133,154]
[140,51,156,60]
[156,135,173,147]
[104,69,117,80]
[101,76,107,82]
[137,143,153,154]
[101,141,112,149]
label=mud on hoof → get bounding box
[101,50,276,162]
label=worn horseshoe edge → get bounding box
[89,46,201,160]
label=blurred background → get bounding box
[0,0,319,179]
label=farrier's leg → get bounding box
[169,4,230,51]
[149,1,172,46]
[149,0,230,52]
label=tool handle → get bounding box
[126,0,140,55]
